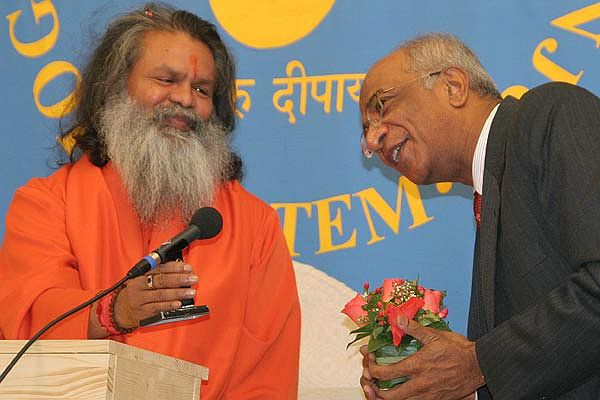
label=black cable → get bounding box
[0,275,130,384]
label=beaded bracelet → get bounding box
[96,286,135,335]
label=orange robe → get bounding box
[0,156,301,399]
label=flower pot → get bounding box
[372,337,419,390]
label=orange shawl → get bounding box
[0,156,300,399]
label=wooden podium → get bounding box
[0,340,208,399]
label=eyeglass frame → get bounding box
[360,70,442,158]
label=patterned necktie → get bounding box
[473,192,482,228]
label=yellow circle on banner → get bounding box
[436,182,453,194]
[209,0,335,49]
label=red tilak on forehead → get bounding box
[189,55,199,79]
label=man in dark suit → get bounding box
[358,33,600,400]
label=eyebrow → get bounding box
[152,64,214,85]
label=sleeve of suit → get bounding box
[476,84,600,399]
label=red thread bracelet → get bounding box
[96,286,134,335]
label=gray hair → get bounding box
[400,33,501,99]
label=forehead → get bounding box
[134,30,216,78]
[360,50,412,107]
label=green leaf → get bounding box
[350,323,374,335]
[375,376,409,389]
[428,320,452,331]
[375,356,405,365]
[372,325,383,339]
[373,338,420,361]
[368,334,393,353]
[375,344,404,358]
[419,310,439,320]
[346,332,370,349]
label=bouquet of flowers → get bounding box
[342,278,451,389]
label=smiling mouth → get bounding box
[390,139,408,163]
[160,114,196,132]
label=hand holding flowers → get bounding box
[342,278,451,389]
[361,315,484,400]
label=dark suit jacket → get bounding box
[467,82,600,399]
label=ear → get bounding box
[440,67,469,108]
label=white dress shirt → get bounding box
[472,104,500,194]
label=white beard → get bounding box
[98,93,233,225]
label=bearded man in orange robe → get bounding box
[0,3,301,399]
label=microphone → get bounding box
[127,207,223,279]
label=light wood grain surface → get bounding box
[0,340,208,399]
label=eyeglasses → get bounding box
[360,71,441,158]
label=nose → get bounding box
[168,83,194,108]
[362,123,387,158]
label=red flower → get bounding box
[438,307,449,319]
[422,289,443,315]
[382,278,404,302]
[387,297,424,346]
[341,294,368,325]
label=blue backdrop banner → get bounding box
[1,0,599,341]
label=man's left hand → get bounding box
[364,315,484,400]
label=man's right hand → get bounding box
[360,345,384,400]
[113,261,198,329]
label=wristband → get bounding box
[96,286,135,335]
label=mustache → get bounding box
[152,104,203,131]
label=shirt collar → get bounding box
[472,104,500,195]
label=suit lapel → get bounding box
[477,171,500,331]
[469,173,500,338]
[470,98,517,336]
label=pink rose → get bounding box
[438,307,449,319]
[422,289,443,315]
[387,297,424,346]
[341,294,368,325]
[382,278,404,302]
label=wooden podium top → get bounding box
[0,340,208,399]
[0,340,208,380]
